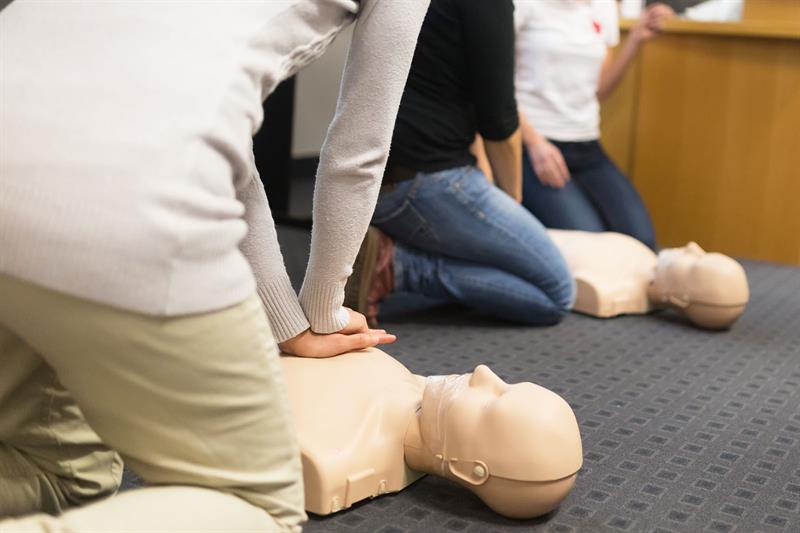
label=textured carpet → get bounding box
[123,226,800,532]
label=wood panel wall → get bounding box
[600,22,800,264]
[743,0,800,23]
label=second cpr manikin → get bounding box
[281,350,582,519]
[548,230,749,329]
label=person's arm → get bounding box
[462,0,521,201]
[237,0,426,357]
[297,0,430,334]
[470,134,493,183]
[470,132,523,200]
[483,129,523,202]
[597,2,674,101]
[519,110,570,189]
[238,157,396,357]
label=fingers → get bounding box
[533,141,569,189]
[337,328,398,354]
[282,325,397,359]
[533,154,559,188]
[553,149,571,186]
[368,328,397,345]
[645,3,673,31]
[338,332,382,353]
[538,156,567,189]
[339,307,369,335]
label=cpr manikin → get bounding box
[280,349,582,519]
[547,230,749,329]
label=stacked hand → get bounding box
[278,308,396,358]
[633,3,675,42]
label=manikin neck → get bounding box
[646,279,665,306]
[647,266,677,309]
[403,411,441,475]
[403,375,462,477]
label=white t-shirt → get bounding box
[515,0,620,141]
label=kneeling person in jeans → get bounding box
[346,0,575,327]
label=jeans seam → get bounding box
[372,197,411,225]
[406,200,441,247]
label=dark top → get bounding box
[386,0,519,178]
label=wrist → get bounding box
[629,23,648,45]
[526,129,546,148]
[277,328,306,351]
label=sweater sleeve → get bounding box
[298,0,430,333]
[236,0,363,343]
[237,151,310,343]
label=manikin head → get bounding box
[650,242,749,329]
[417,366,583,519]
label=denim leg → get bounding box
[566,142,657,249]
[521,150,605,232]
[394,243,568,325]
[373,167,574,322]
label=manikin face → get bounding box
[653,242,706,299]
[420,366,582,484]
[653,242,748,310]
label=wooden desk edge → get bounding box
[620,18,800,40]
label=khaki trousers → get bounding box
[0,274,306,532]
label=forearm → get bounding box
[298,0,429,333]
[597,33,643,101]
[519,111,544,147]
[237,169,310,343]
[470,134,493,182]
[484,128,522,202]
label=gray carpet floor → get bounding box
[123,226,800,532]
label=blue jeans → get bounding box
[522,140,656,249]
[373,166,574,325]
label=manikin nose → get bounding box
[469,365,507,394]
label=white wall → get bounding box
[291,26,352,158]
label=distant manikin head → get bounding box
[650,242,749,329]
[419,366,583,518]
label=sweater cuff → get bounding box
[298,280,349,334]
[257,275,310,343]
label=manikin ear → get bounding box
[447,459,490,486]
[668,293,690,308]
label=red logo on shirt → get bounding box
[592,20,602,33]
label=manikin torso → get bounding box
[281,351,425,514]
[547,229,657,317]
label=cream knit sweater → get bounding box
[0,0,428,342]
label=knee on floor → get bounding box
[518,285,574,326]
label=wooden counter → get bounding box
[620,17,800,40]
[600,18,800,264]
